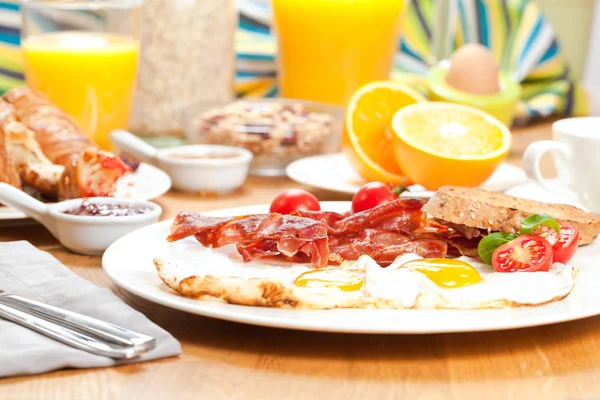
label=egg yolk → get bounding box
[294,269,364,291]
[400,258,481,289]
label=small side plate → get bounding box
[286,153,527,196]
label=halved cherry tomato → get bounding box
[270,189,321,214]
[535,223,579,264]
[351,182,398,213]
[491,234,553,273]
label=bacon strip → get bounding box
[328,230,447,266]
[292,199,444,265]
[168,199,456,268]
[293,198,426,236]
[168,212,329,268]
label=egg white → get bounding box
[155,241,366,309]
[155,242,577,309]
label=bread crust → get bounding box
[423,186,600,245]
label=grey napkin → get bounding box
[0,241,182,378]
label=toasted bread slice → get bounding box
[423,186,600,245]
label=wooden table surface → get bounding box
[4,122,594,400]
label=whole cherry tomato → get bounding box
[270,189,321,214]
[351,182,398,213]
[491,234,553,273]
[536,223,579,264]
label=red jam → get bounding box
[63,200,152,217]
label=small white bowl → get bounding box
[111,130,252,194]
[0,183,162,256]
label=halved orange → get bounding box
[391,102,511,190]
[342,81,427,185]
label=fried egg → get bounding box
[155,243,577,309]
[155,242,366,308]
[363,254,577,309]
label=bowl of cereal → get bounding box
[183,99,344,176]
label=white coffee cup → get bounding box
[523,117,600,212]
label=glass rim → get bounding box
[21,0,143,10]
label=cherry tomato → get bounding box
[270,189,321,214]
[536,223,579,264]
[352,182,397,213]
[491,234,553,273]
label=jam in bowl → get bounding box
[63,200,154,217]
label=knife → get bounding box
[0,291,156,359]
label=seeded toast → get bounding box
[423,186,600,245]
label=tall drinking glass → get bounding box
[20,0,142,150]
[272,0,406,107]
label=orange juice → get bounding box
[272,0,406,106]
[22,32,139,150]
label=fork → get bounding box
[0,290,156,359]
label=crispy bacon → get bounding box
[292,199,443,265]
[168,212,329,268]
[421,219,484,258]
[290,210,346,226]
[293,198,425,236]
[168,199,461,268]
[328,229,447,266]
[446,236,481,258]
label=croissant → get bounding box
[0,119,21,189]
[0,99,64,199]
[3,87,95,165]
[3,88,130,199]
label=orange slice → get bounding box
[342,81,426,185]
[391,102,511,190]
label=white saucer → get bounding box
[505,179,588,211]
[286,153,528,195]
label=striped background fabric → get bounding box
[235,0,277,98]
[1,0,588,125]
[0,1,24,94]
[397,0,588,124]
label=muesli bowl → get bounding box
[183,98,344,176]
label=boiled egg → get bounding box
[445,43,501,95]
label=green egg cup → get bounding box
[427,63,521,127]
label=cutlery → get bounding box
[0,290,156,359]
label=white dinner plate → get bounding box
[286,153,528,196]
[103,202,600,334]
[0,163,171,225]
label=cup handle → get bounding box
[0,183,56,236]
[523,140,577,199]
[110,130,159,165]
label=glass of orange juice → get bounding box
[272,0,407,107]
[20,0,142,150]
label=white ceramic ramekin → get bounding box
[0,183,162,255]
[111,130,252,194]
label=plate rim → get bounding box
[102,201,600,334]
